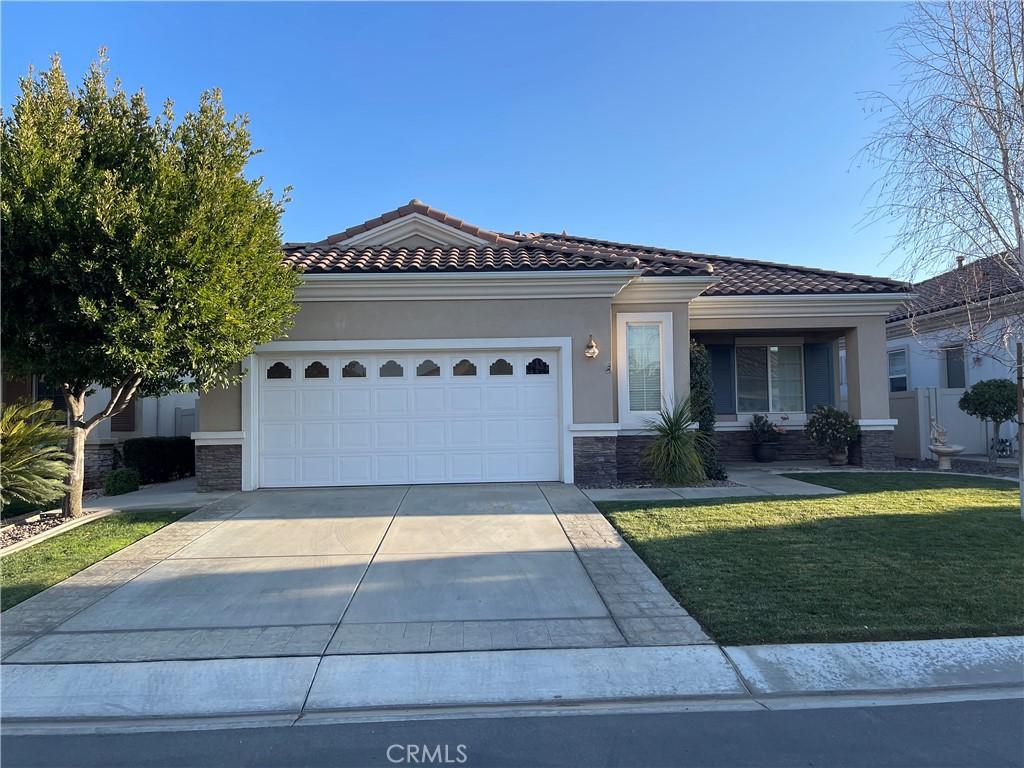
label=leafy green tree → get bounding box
[0,400,72,509]
[689,342,726,479]
[958,379,1018,463]
[1,52,299,516]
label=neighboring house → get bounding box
[193,200,908,491]
[874,254,1023,459]
[0,375,197,487]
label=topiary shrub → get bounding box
[689,342,727,479]
[958,379,1017,463]
[104,467,140,496]
[122,436,195,484]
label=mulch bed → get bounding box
[895,457,1018,479]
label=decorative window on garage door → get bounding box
[304,361,329,379]
[526,357,550,375]
[417,359,441,377]
[379,360,404,378]
[342,360,366,378]
[453,359,477,376]
[489,358,513,376]
[267,362,291,379]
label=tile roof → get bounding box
[889,254,1024,322]
[283,200,908,295]
[318,199,517,247]
[516,233,907,296]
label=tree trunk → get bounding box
[62,425,88,518]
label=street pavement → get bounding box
[3,697,1021,768]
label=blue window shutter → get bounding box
[706,344,736,415]
[803,343,835,412]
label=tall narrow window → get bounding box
[736,346,769,412]
[887,349,908,392]
[626,324,661,411]
[769,346,803,412]
[943,346,965,388]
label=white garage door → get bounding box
[257,350,561,487]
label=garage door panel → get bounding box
[262,423,296,452]
[258,347,561,487]
[262,390,296,418]
[340,422,372,449]
[300,389,335,417]
[450,453,483,481]
[413,421,446,448]
[340,390,371,416]
[377,455,411,483]
[300,456,334,485]
[376,422,410,449]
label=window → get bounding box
[626,325,661,410]
[489,358,513,376]
[110,395,137,432]
[616,313,674,425]
[453,359,477,376]
[735,344,804,413]
[304,361,329,379]
[888,349,908,392]
[417,359,440,377]
[944,346,966,388]
[34,377,67,413]
[342,360,366,378]
[526,357,550,375]
[379,360,404,378]
[267,362,291,380]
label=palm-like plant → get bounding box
[643,398,710,486]
[1,399,71,508]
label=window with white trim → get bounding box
[943,346,966,388]
[887,349,908,392]
[735,344,804,413]
[616,312,673,426]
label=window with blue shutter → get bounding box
[803,343,835,412]
[706,345,736,415]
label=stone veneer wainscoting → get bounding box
[195,444,242,491]
[83,443,117,490]
[573,428,895,485]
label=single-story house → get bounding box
[193,200,908,491]
[1,376,196,488]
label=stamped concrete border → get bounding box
[539,483,712,646]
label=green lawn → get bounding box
[597,473,1024,645]
[1,509,190,611]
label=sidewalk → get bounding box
[2,636,1021,729]
[83,477,235,513]
[583,467,842,502]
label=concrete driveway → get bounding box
[5,483,693,662]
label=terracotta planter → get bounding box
[753,442,779,463]
[827,447,848,466]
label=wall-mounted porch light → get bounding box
[584,335,600,359]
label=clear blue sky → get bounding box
[3,2,912,277]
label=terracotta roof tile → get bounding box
[517,233,906,295]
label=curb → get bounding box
[2,637,1021,732]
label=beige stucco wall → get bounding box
[199,298,616,429]
[610,303,692,422]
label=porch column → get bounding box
[844,317,896,468]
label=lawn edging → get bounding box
[1,508,126,557]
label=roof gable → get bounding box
[316,200,516,249]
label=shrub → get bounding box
[689,342,726,480]
[643,398,710,486]
[0,399,70,509]
[122,436,195,484]
[805,405,861,452]
[749,414,784,444]
[958,379,1017,462]
[104,468,140,496]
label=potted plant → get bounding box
[749,414,784,462]
[805,405,861,465]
